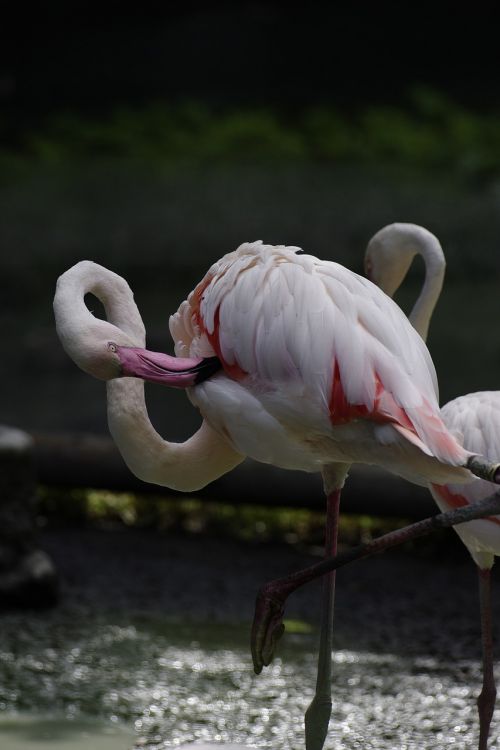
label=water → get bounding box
[0,609,497,749]
[0,714,133,749]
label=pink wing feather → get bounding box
[170,241,469,469]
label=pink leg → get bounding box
[477,567,496,750]
[304,489,341,750]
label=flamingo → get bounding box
[54,242,500,750]
[364,222,500,749]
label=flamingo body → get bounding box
[170,241,470,486]
[365,222,500,749]
[54,239,490,750]
[431,391,500,569]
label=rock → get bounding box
[0,425,58,608]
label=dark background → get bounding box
[2,13,500,746]
[2,4,500,118]
[2,2,500,439]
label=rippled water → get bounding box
[0,606,497,749]
[0,714,133,749]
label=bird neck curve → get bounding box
[55,261,243,492]
[366,223,445,343]
[406,228,445,342]
[54,260,146,349]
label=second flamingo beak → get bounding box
[112,344,221,388]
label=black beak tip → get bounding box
[194,356,222,384]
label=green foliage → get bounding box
[6,89,500,181]
[36,486,464,558]
[37,486,330,544]
[21,103,306,167]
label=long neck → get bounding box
[55,261,243,491]
[54,261,146,373]
[106,380,243,491]
[407,231,445,342]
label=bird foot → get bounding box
[251,581,290,674]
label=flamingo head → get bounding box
[364,230,416,297]
[54,259,221,388]
[66,332,220,388]
[111,343,221,388]
[56,301,220,388]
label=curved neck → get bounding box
[366,223,446,343]
[106,379,243,491]
[55,261,243,491]
[54,261,146,373]
[408,237,445,342]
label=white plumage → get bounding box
[170,241,469,485]
[54,239,488,750]
[365,225,500,571]
[365,222,500,750]
[431,392,500,569]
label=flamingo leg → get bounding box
[304,489,340,750]
[251,488,500,673]
[477,567,496,750]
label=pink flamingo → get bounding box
[54,242,499,750]
[365,222,499,749]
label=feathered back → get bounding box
[170,241,467,467]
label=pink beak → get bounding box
[114,345,220,388]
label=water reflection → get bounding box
[0,609,493,749]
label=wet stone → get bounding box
[0,425,58,608]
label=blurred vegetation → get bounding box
[3,88,500,437]
[37,485,355,545]
[36,485,468,560]
[3,88,500,182]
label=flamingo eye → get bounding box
[108,342,117,353]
